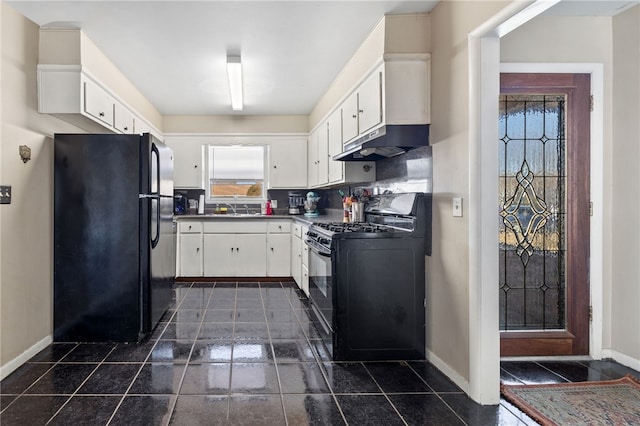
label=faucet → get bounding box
[243,204,250,214]
[219,203,236,215]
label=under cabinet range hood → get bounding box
[333,124,430,161]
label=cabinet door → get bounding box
[180,234,203,277]
[317,123,329,186]
[84,80,114,127]
[341,91,359,143]
[203,234,236,276]
[236,234,267,277]
[302,264,309,296]
[269,140,307,188]
[114,102,135,134]
[267,234,291,277]
[327,109,344,183]
[358,69,383,134]
[165,138,204,188]
[307,129,319,188]
[290,233,302,285]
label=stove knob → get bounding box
[320,238,330,245]
[307,231,317,238]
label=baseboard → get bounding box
[0,335,52,380]
[424,348,470,395]
[601,349,640,373]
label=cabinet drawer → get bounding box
[203,221,267,233]
[292,223,302,238]
[268,221,291,234]
[179,221,202,233]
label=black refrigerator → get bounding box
[54,133,175,342]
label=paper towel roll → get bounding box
[198,194,205,214]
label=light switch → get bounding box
[452,197,462,217]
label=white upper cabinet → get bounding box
[341,91,359,143]
[37,65,162,139]
[83,79,115,126]
[307,126,330,188]
[164,137,204,189]
[357,69,383,134]
[337,55,431,146]
[327,109,344,183]
[114,102,136,134]
[268,138,307,189]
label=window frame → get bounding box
[205,143,268,205]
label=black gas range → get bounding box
[305,192,431,361]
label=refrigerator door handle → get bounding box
[150,144,161,248]
[139,194,156,199]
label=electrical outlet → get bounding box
[271,199,277,208]
[452,197,462,217]
[0,185,12,205]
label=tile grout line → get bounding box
[164,281,217,425]
[404,361,470,425]
[0,342,78,414]
[104,285,186,426]
[257,281,290,426]
[44,343,119,425]
[360,363,409,426]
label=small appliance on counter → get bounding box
[304,192,321,217]
[288,191,304,215]
[174,188,205,215]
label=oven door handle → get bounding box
[306,240,332,257]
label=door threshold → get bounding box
[501,355,593,362]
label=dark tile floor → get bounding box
[2,281,639,425]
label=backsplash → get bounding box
[177,146,433,215]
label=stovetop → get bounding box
[313,222,394,234]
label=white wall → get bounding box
[426,0,511,385]
[611,5,640,363]
[0,3,87,378]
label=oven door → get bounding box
[307,240,334,350]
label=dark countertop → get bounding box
[174,209,344,225]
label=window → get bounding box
[207,145,266,202]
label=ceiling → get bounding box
[6,1,639,116]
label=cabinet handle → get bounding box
[194,165,198,168]
[278,225,282,229]
[231,248,234,252]
[352,114,357,118]
[359,109,364,113]
[273,165,277,169]
[188,225,192,230]
[236,247,240,252]
[271,247,274,251]
[124,126,128,131]
[99,112,105,117]
[196,248,200,252]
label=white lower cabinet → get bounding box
[177,219,299,279]
[290,223,303,285]
[204,233,267,277]
[267,234,291,277]
[179,234,203,277]
[302,264,309,296]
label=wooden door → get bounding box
[499,73,590,356]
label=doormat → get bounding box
[501,375,640,425]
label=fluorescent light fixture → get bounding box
[226,55,243,111]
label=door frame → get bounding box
[464,0,605,406]
[499,63,604,362]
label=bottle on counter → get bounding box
[266,199,273,215]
